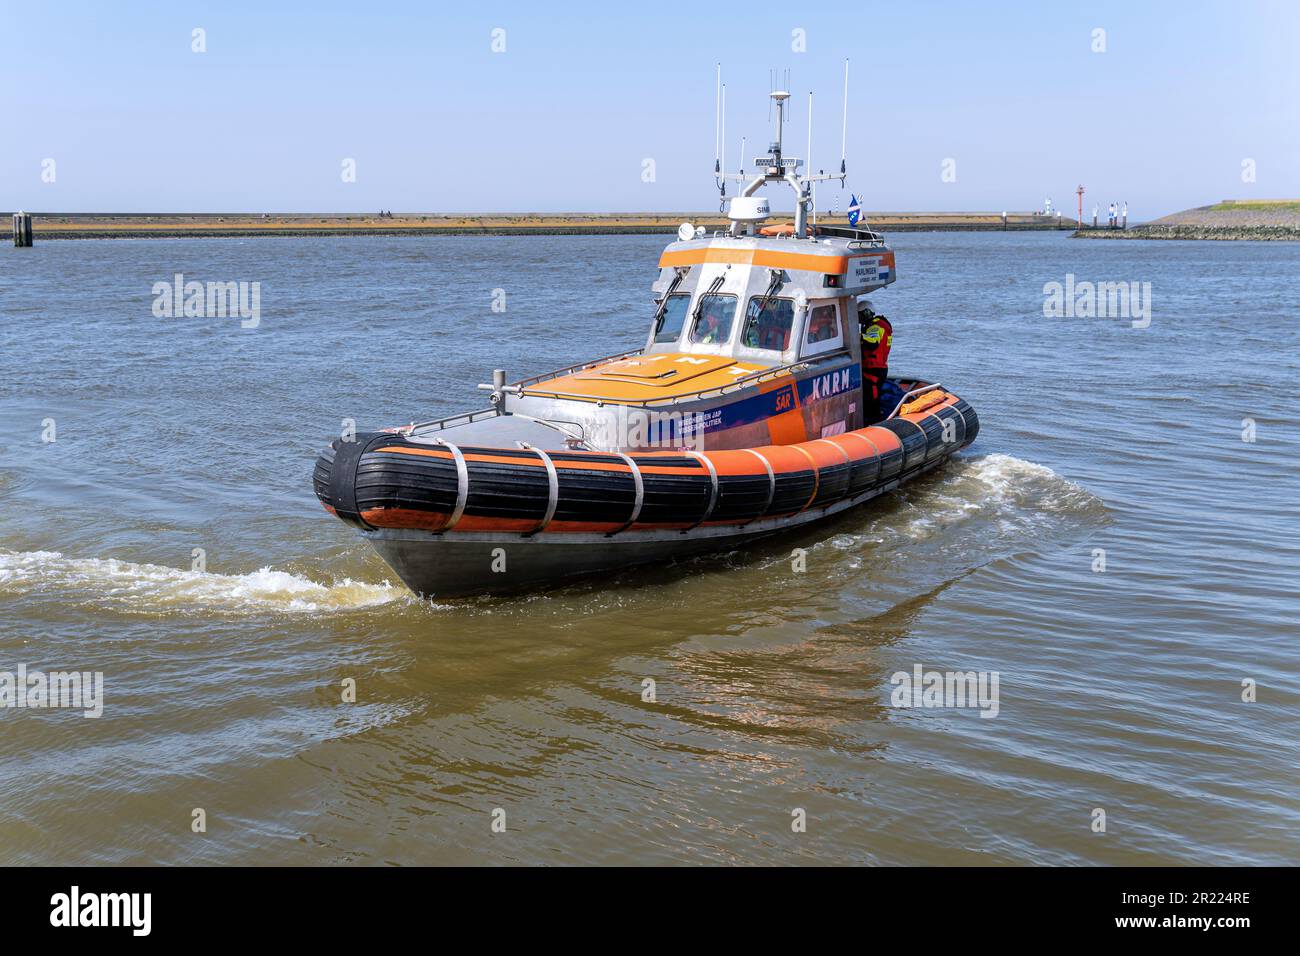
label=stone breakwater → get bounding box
[1075,201,1300,241]
[1076,224,1300,240]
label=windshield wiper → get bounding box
[690,275,726,325]
[752,268,785,317]
[653,267,689,332]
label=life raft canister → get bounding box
[861,315,893,369]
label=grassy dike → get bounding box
[1074,200,1300,240]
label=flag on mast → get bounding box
[848,194,862,227]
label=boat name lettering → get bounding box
[809,369,854,401]
[849,256,890,286]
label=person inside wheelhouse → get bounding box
[657,290,847,361]
[688,294,737,345]
[741,297,794,351]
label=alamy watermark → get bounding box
[889,664,1000,718]
[1,665,103,718]
[152,273,261,328]
[1043,273,1151,328]
[50,886,150,936]
[589,405,715,452]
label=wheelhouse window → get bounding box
[741,296,795,352]
[654,293,690,343]
[801,302,844,357]
[688,294,738,345]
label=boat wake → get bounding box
[820,452,1105,559]
[909,452,1101,522]
[0,550,403,614]
[0,458,1097,612]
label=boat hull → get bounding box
[313,386,977,597]
[362,457,949,598]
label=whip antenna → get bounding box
[714,63,721,177]
[839,58,849,179]
[720,83,726,196]
[807,90,813,173]
[808,91,815,228]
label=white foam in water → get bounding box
[744,453,1102,573]
[943,453,1096,509]
[805,453,1102,556]
[895,452,1102,539]
[0,550,402,613]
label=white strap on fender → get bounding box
[924,404,962,450]
[608,452,644,536]
[812,438,851,465]
[788,443,822,515]
[840,430,884,490]
[841,430,881,456]
[683,450,719,531]
[433,437,469,531]
[519,442,559,535]
[737,448,775,526]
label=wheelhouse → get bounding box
[646,231,896,369]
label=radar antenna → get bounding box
[716,67,853,239]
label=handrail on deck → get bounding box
[885,382,944,421]
[401,351,857,436]
[402,406,501,435]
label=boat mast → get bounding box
[723,75,849,239]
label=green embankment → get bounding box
[1075,199,1300,241]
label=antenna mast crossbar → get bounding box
[715,63,850,239]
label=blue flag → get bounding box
[848,194,861,227]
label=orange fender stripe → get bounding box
[360,507,452,532]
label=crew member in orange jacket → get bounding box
[858,301,893,423]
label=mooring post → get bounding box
[13,211,33,247]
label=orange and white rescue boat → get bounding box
[313,88,978,597]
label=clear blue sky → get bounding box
[3,0,1297,218]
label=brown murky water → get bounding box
[2,233,1297,864]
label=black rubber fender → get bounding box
[323,432,396,529]
[876,418,929,474]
